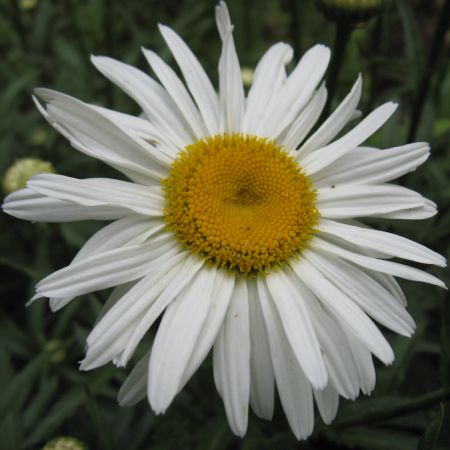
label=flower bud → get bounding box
[42,436,87,450]
[316,0,383,26]
[3,158,55,194]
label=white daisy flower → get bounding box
[3,1,446,440]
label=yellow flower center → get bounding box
[163,134,319,274]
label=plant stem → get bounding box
[407,0,450,142]
[288,0,301,61]
[334,388,450,429]
[323,21,352,118]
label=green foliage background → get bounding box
[0,0,449,449]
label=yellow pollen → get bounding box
[162,134,319,274]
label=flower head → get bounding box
[3,1,445,440]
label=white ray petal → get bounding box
[343,328,376,394]
[215,1,231,41]
[291,276,360,399]
[34,89,170,181]
[373,198,437,220]
[148,265,216,413]
[298,75,362,158]
[312,237,446,288]
[35,235,180,299]
[301,102,397,175]
[292,257,394,364]
[116,255,205,367]
[81,253,197,370]
[265,270,328,389]
[256,44,331,139]
[118,351,150,407]
[257,277,314,440]
[179,268,235,389]
[359,267,406,306]
[213,277,250,437]
[28,174,164,217]
[306,249,416,336]
[313,143,430,187]
[313,383,339,425]
[318,219,445,267]
[90,56,193,148]
[142,48,207,140]
[242,43,293,133]
[317,184,427,219]
[158,25,220,136]
[50,216,162,311]
[248,278,275,420]
[283,84,327,152]
[2,188,127,222]
[216,3,244,133]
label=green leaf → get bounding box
[24,386,87,446]
[418,405,445,450]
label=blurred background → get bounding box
[0,0,449,448]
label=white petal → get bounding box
[28,174,164,216]
[373,198,437,220]
[118,351,150,406]
[50,216,162,311]
[142,48,207,140]
[216,4,244,133]
[257,277,314,440]
[318,219,445,267]
[256,45,331,139]
[283,84,327,152]
[2,188,127,222]
[312,237,446,288]
[306,249,415,336]
[291,276,360,399]
[292,257,394,364]
[115,255,205,367]
[359,267,406,306]
[265,270,327,389]
[301,102,398,175]
[158,25,220,136]
[215,1,231,41]
[213,277,250,437]
[242,43,293,133]
[298,75,362,157]
[248,278,275,420]
[148,265,216,413]
[90,56,193,148]
[35,234,180,299]
[34,89,170,182]
[179,268,235,389]
[81,252,196,370]
[317,184,427,219]
[313,143,430,187]
[343,329,376,394]
[313,384,339,425]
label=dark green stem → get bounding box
[334,388,450,429]
[288,0,301,61]
[323,21,352,119]
[8,0,29,51]
[407,0,450,142]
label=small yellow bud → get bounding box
[42,436,88,450]
[19,0,38,11]
[3,158,55,194]
[241,67,254,87]
[45,340,66,364]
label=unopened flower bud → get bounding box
[3,158,55,194]
[42,436,87,450]
[317,0,383,26]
